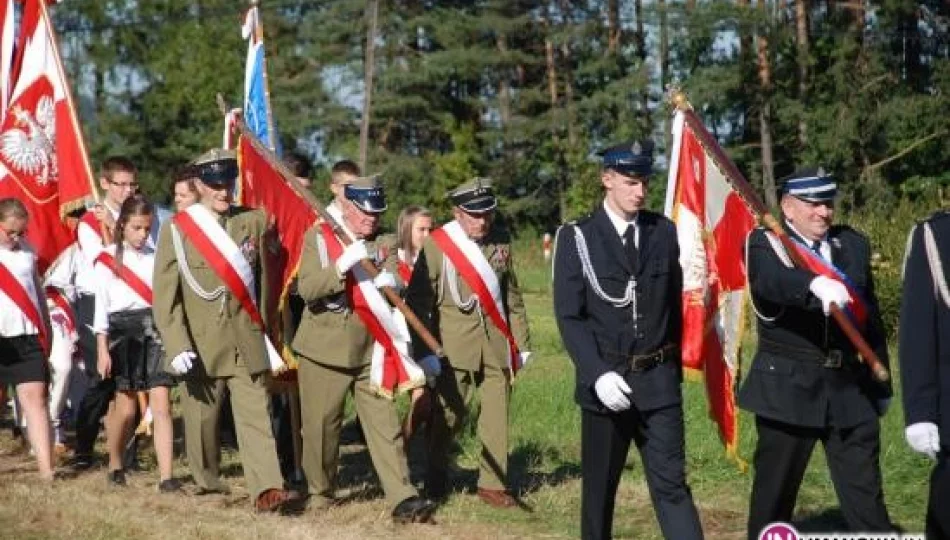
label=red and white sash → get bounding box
[94,251,154,305]
[319,223,424,397]
[430,220,522,376]
[0,259,49,353]
[172,205,283,366]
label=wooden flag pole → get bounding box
[217,94,445,359]
[668,89,889,383]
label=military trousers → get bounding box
[429,360,510,491]
[297,358,416,506]
[179,366,284,499]
[927,450,950,540]
[580,403,703,540]
[747,415,892,540]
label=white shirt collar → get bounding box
[785,220,831,260]
[603,200,638,239]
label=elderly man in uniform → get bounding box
[900,211,950,540]
[552,140,703,540]
[405,177,532,508]
[739,167,893,539]
[153,149,300,513]
[292,175,437,523]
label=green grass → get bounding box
[0,225,935,539]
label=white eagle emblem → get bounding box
[1,96,58,185]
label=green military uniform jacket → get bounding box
[405,223,531,372]
[153,206,274,377]
[291,221,400,369]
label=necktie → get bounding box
[623,224,638,270]
[811,240,823,259]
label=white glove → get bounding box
[593,372,632,412]
[265,337,287,375]
[519,351,532,367]
[334,240,368,275]
[905,422,941,459]
[809,275,851,315]
[169,351,197,375]
[373,270,397,290]
[419,354,442,379]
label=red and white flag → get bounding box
[664,109,756,464]
[0,0,96,274]
[237,135,317,369]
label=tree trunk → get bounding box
[359,0,379,171]
[543,15,566,221]
[659,0,669,90]
[607,0,620,55]
[496,33,512,128]
[559,0,577,148]
[634,0,650,118]
[756,0,776,208]
[795,0,809,145]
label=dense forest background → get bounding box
[52,0,950,231]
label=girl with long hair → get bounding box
[93,194,178,491]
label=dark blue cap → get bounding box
[779,166,837,202]
[598,140,654,177]
[344,175,387,213]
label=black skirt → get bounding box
[107,308,173,391]
[0,334,48,385]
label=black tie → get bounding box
[812,240,822,255]
[624,224,638,270]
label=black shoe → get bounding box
[391,495,437,524]
[68,453,97,472]
[106,469,126,486]
[158,478,182,493]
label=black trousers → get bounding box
[747,416,892,540]
[928,450,950,540]
[74,294,114,456]
[581,404,703,540]
[270,391,301,486]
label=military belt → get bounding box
[759,337,853,369]
[603,343,678,373]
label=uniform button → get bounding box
[636,332,645,339]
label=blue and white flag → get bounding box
[241,6,280,155]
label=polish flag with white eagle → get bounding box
[0,0,96,273]
[663,109,756,464]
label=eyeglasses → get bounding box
[0,227,26,240]
[108,179,140,190]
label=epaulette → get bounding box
[925,209,950,225]
[563,213,593,228]
[829,223,867,241]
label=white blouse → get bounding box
[0,244,42,338]
[92,243,155,335]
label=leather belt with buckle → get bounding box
[628,344,678,373]
[760,337,850,369]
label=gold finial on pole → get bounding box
[665,84,691,112]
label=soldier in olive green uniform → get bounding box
[153,149,300,513]
[292,176,437,523]
[405,178,532,508]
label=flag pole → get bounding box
[217,94,446,359]
[38,0,99,209]
[667,88,889,383]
